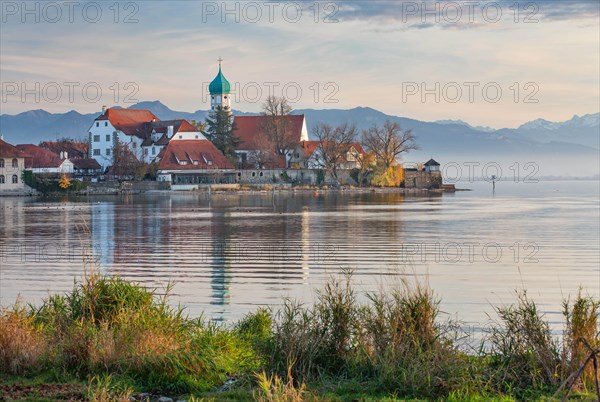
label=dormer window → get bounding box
[207,161,213,166]
[180,161,187,165]
[96,122,99,127]
[193,161,199,165]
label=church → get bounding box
[88,60,359,187]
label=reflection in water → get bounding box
[1,181,599,332]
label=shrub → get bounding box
[0,301,48,375]
[561,290,600,392]
[488,290,560,396]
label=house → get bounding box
[88,107,206,168]
[72,158,102,177]
[40,141,89,159]
[16,144,74,175]
[156,139,236,185]
[404,159,443,189]
[424,159,440,173]
[289,141,366,170]
[233,114,309,167]
[0,138,31,192]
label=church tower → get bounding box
[209,58,232,113]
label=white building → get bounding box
[16,144,74,174]
[0,138,31,192]
[88,107,206,169]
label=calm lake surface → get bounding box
[1,181,598,334]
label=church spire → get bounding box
[209,58,232,111]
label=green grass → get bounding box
[1,270,598,401]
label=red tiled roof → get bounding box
[71,158,101,170]
[39,141,88,159]
[233,115,305,150]
[158,140,234,170]
[95,108,160,138]
[95,109,200,141]
[0,139,31,159]
[300,141,321,157]
[177,120,198,132]
[16,144,65,169]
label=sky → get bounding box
[0,0,599,128]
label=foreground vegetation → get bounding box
[1,271,598,401]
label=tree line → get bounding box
[206,96,418,187]
[103,96,418,186]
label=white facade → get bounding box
[31,159,74,174]
[89,120,145,169]
[211,93,231,111]
[0,157,26,191]
[171,131,207,141]
[88,119,116,169]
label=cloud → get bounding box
[332,0,599,27]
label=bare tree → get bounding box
[354,150,376,187]
[361,121,418,170]
[260,96,298,157]
[312,123,358,187]
[248,130,280,169]
[111,140,144,180]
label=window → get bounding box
[144,148,149,156]
[12,159,18,168]
[0,159,4,168]
[12,175,18,184]
[179,135,183,139]
[195,135,199,139]
[106,135,111,141]
[152,147,156,155]
[132,143,137,149]
[104,122,108,127]
[0,175,4,184]
[106,148,111,156]
[93,149,101,156]
[259,172,263,177]
[96,122,99,127]
[94,135,100,142]
[252,172,256,177]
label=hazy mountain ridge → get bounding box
[1,101,598,176]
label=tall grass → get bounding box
[1,270,598,401]
[1,271,260,394]
[267,273,479,398]
[561,290,600,393]
[488,288,600,399]
[0,299,48,375]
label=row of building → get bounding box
[1,63,442,192]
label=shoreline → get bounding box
[0,184,469,198]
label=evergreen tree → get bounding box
[204,107,239,159]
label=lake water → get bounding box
[1,181,598,336]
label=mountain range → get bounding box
[1,101,598,177]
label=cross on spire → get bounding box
[218,57,223,68]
